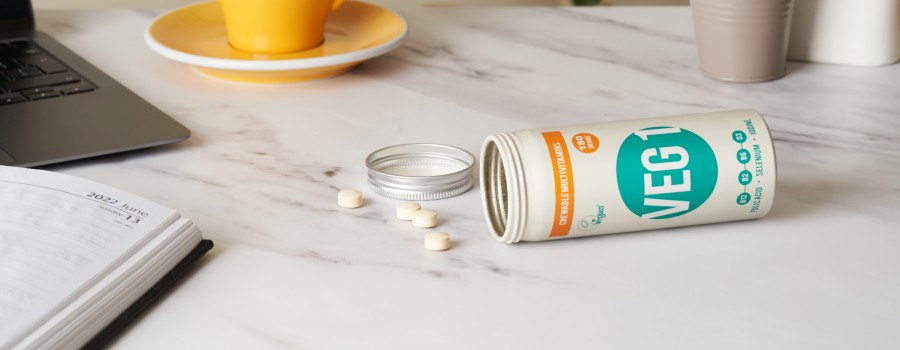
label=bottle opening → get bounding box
[481,133,526,243]
[481,140,509,240]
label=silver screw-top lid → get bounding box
[365,143,476,200]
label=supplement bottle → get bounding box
[480,109,777,243]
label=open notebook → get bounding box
[0,165,212,350]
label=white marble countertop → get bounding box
[34,4,900,350]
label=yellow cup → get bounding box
[219,0,345,54]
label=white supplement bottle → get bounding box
[480,109,777,243]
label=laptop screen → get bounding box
[0,0,34,32]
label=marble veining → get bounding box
[26,5,900,350]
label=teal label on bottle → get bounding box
[616,127,718,219]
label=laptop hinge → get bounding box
[0,0,36,32]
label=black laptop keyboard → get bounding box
[0,39,96,106]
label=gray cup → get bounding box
[691,0,795,83]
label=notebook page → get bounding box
[0,166,177,349]
[22,220,200,350]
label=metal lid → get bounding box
[365,143,476,201]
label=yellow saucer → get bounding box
[145,1,407,83]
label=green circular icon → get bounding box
[738,170,752,185]
[737,192,751,205]
[617,126,718,219]
[736,149,751,164]
[732,130,747,143]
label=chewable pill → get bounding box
[396,202,421,220]
[424,232,451,251]
[412,209,438,228]
[337,189,363,208]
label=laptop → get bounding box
[0,0,190,167]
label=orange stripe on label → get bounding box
[542,131,574,237]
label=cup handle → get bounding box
[332,0,345,11]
